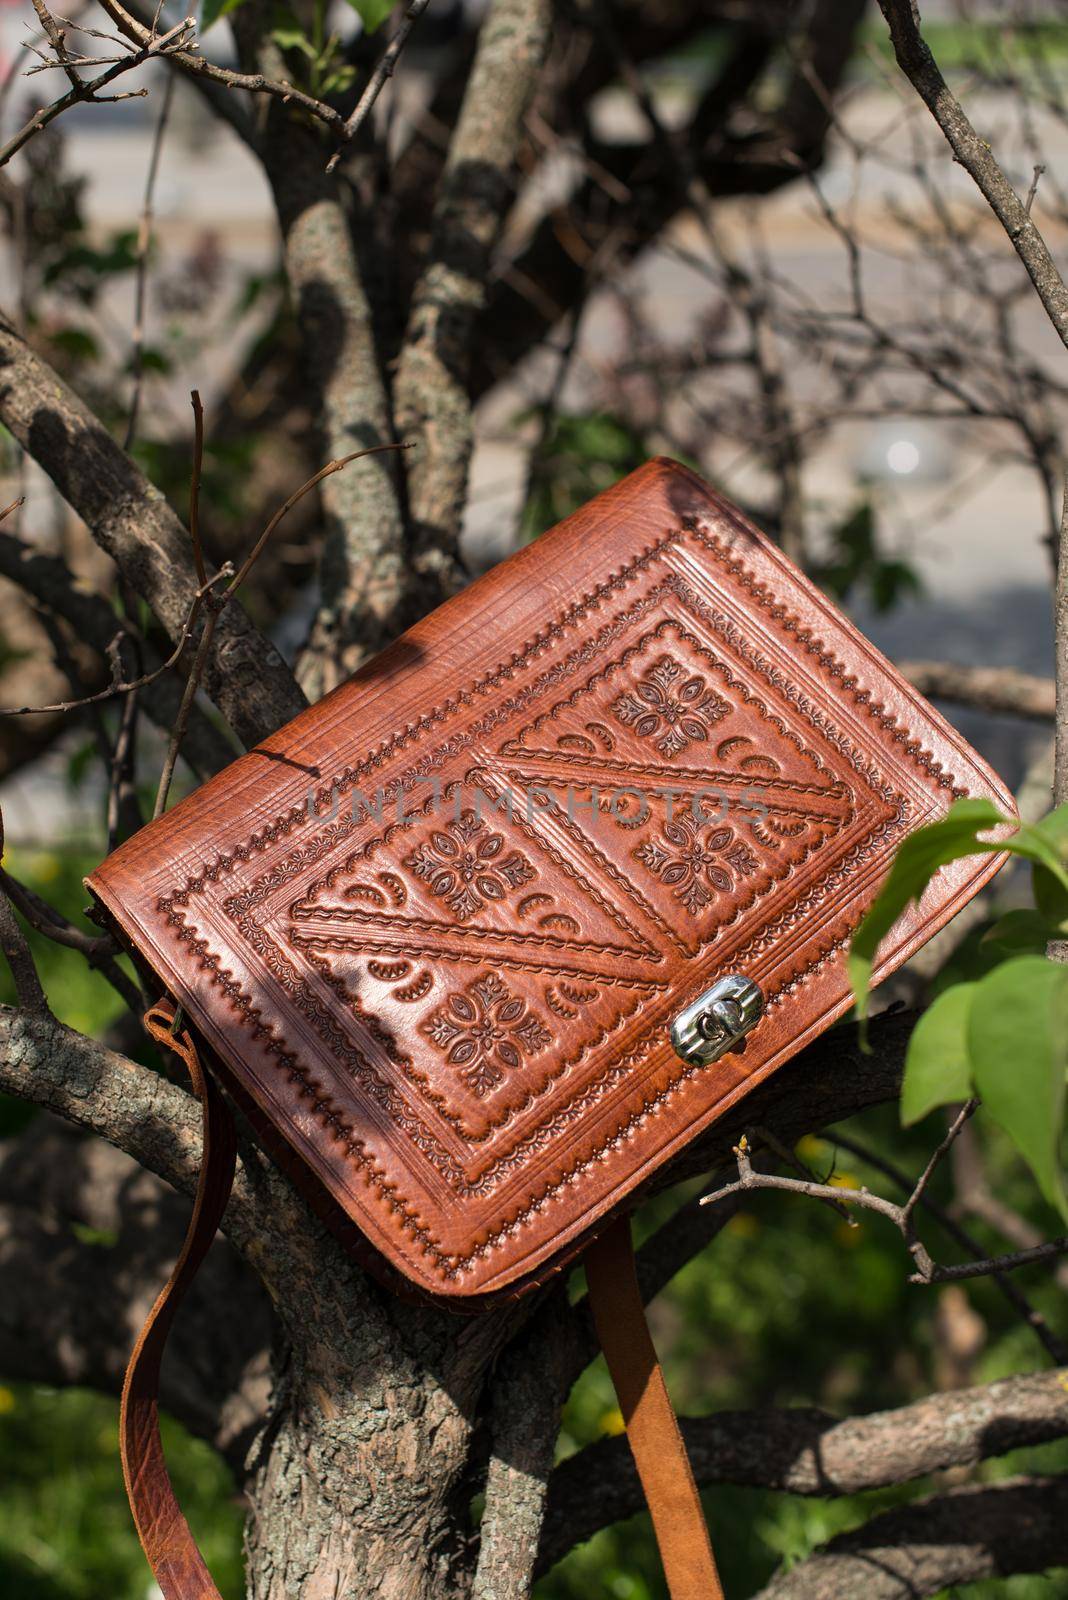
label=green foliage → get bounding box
[267,0,359,99]
[201,0,247,33]
[42,231,140,304]
[342,0,394,32]
[899,982,974,1126]
[517,410,655,543]
[0,1384,242,1600]
[811,504,921,615]
[849,799,1068,1022]
[968,958,1068,1219]
[851,801,1068,1223]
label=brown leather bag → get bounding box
[87,458,1013,1600]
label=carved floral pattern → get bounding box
[423,974,552,1097]
[404,809,534,921]
[610,653,729,756]
[634,813,758,913]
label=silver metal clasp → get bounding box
[670,974,765,1066]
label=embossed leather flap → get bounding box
[87,460,1014,1300]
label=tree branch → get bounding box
[93,0,350,140]
[393,0,551,580]
[0,14,194,169]
[833,1128,1068,1364]
[900,660,1054,720]
[261,122,407,697]
[325,0,432,175]
[700,1105,1068,1289]
[0,1005,262,1235]
[0,313,306,745]
[754,1475,1068,1600]
[877,0,1068,351]
[0,528,235,777]
[537,1371,1068,1574]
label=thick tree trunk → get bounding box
[234,1202,513,1600]
[243,1364,474,1600]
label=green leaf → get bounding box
[341,0,393,30]
[968,955,1068,1220]
[981,908,1053,956]
[269,25,317,55]
[901,982,975,1126]
[848,797,1008,1024]
[46,325,100,362]
[849,799,1068,1029]
[1029,803,1068,930]
[201,0,246,31]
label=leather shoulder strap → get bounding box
[585,1215,724,1600]
[120,1012,719,1600]
[120,1002,237,1600]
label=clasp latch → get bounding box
[670,974,765,1066]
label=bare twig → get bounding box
[106,643,141,851]
[0,886,48,1015]
[123,68,175,453]
[0,567,233,717]
[152,606,218,819]
[901,1099,977,1228]
[0,498,24,526]
[1025,162,1045,215]
[832,1130,1068,1364]
[325,0,433,175]
[702,1109,1066,1292]
[876,0,1068,351]
[152,442,409,817]
[0,870,141,1012]
[188,390,206,586]
[225,443,411,600]
[921,1237,1068,1284]
[28,0,80,88]
[93,0,348,136]
[0,14,193,168]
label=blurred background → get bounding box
[1,1,1066,1596]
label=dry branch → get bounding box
[0,528,233,776]
[0,14,194,168]
[538,1370,1068,1574]
[326,0,433,175]
[393,0,552,578]
[701,1108,1068,1289]
[877,0,1068,349]
[93,0,350,139]
[0,314,306,745]
[755,1475,1068,1600]
[900,660,1055,720]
